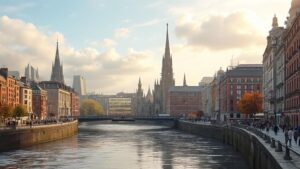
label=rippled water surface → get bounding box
[0,122,249,169]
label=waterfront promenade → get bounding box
[180,120,300,169]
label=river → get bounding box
[0,122,249,169]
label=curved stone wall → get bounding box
[177,121,282,169]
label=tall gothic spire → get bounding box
[138,77,142,89]
[51,41,65,83]
[160,23,175,113]
[165,23,171,58]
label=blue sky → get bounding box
[0,0,291,93]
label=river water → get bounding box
[0,122,249,169]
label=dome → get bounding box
[289,0,300,17]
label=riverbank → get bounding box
[0,120,78,152]
[176,120,296,169]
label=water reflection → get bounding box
[0,122,249,169]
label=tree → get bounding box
[80,99,104,116]
[0,104,13,119]
[237,92,263,118]
[13,105,29,120]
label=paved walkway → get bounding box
[262,129,300,155]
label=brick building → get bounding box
[0,75,7,106]
[32,83,48,119]
[284,3,300,127]
[0,68,20,108]
[220,64,263,121]
[70,90,80,117]
[168,86,202,117]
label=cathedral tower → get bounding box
[160,24,175,113]
[51,41,65,84]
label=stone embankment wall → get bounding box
[177,121,282,169]
[0,121,78,152]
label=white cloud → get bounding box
[175,11,265,50]
[0,16,155,94]
[114,28,130,38]
[102,38,117,48]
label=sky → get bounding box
[0,0,292,94]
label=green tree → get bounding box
[13,105,29,119]
[80,99,104,116]
[0,104,13,119]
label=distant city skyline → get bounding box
[0,0,291,94]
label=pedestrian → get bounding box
[288,128,293,147]
[285,129,289,145]
[274,125,278,135]
[294,128,298,143]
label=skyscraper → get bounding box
[50,41,64,84]
[73,75,87,96]
[25,64,39,82]
[160,24,175,113]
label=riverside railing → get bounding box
[234,124,300,159]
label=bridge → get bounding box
[77,116,178,122]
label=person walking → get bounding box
[274,125,278,135]
[288,128,293,147]
[294,128,298,143]
[285,129,289,146]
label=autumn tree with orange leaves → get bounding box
[238,92,263,118]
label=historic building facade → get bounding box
[19,77,33,116]
[0,68,20,108]
[263,15,285,124]
[135,78,153,117]
[220,64,263,121]
[32,83,48,119]
[40,81,71,118]
[284,0,300,127]
[168,76,202,117]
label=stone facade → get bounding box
[262,15,285,124]
[19,79,33,115]
[40,81,71,118]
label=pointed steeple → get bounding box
[165,23,171,58]
[138,77,142,88]
[51,40,65,83]
[55,40,60,65]
[183,73,187,86]
[272,14,278,28]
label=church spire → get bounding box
[272,14,278,28]
[55,40,60,65]
[183,73,187,86]
[165,23,171,58]
[138,77,142,88]
[51,40,65,83]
